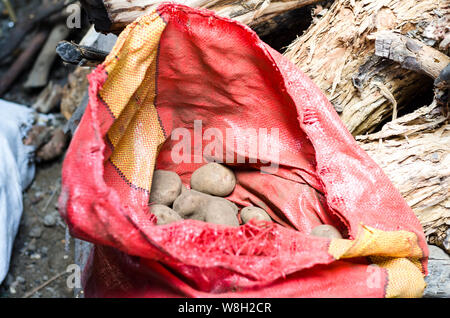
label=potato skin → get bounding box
[203,199,239,227]
[173,190,239,225]
[190,163,236,197]
[172,190,208,220]
[240,206,271,223]
[149,170,182,206]
[151,204,182,225]
[310,224,342,239]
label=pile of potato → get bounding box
[149,162,343,239]
[149,162,271,227]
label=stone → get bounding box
[29,226,43,238]
[423,245,450,298]
[43,214,56,227]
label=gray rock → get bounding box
[16,276,25,284]
[424,245,450,298]
[29,226,43,238]
[40,246,49,256]
[27,238,37,252]
[30,253,41,260]
[43,214,56,227]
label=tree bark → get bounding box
[284,0,449,135]
[357,101,450,254]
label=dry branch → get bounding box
[24,24,70,88]
[373,31,450,80]
[284,0,449,135]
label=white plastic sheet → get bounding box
[0,99,35,283]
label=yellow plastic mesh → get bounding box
[329,224,426,297]
[99,11,167,192]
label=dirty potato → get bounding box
[310,224,342,239]
[173,189,239,224]
[172,189,208,220]
[190,162,236,197]
[151,204,182,225]
[149,170,182,206]
[203,199,240,227]
[240,206,271,223]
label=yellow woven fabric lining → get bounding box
[329,224,426,297]
[99,11,167,192]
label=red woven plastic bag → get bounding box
[59,4,428,298]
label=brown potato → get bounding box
[310,224,342,239]
[172,190,208,220]
[240,206,271,223]
[173,189,239,224]
[151,204,182,225]
[149,170,182,206]
[190,162,236,197]
[203,199,239,227]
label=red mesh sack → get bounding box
[59,4,428,298]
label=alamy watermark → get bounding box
[66,264,81,289]
[66,4,81,29]
[366,264,384,290]
[170,120,280,174]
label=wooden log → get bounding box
[24,24,70,88]
[32,81,63,113]
[357,101,450,254]
[79,0,320,34]
[0,31,48,96]
[284,0,449,135]
[372,31,450,80]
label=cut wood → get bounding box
[24,24,70,88]
[284,0,449,135]
[32,81,63,113]
[80,0,320,33]
[357,101,450,254]
[372,31,450,80]
[0,31,48,96]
